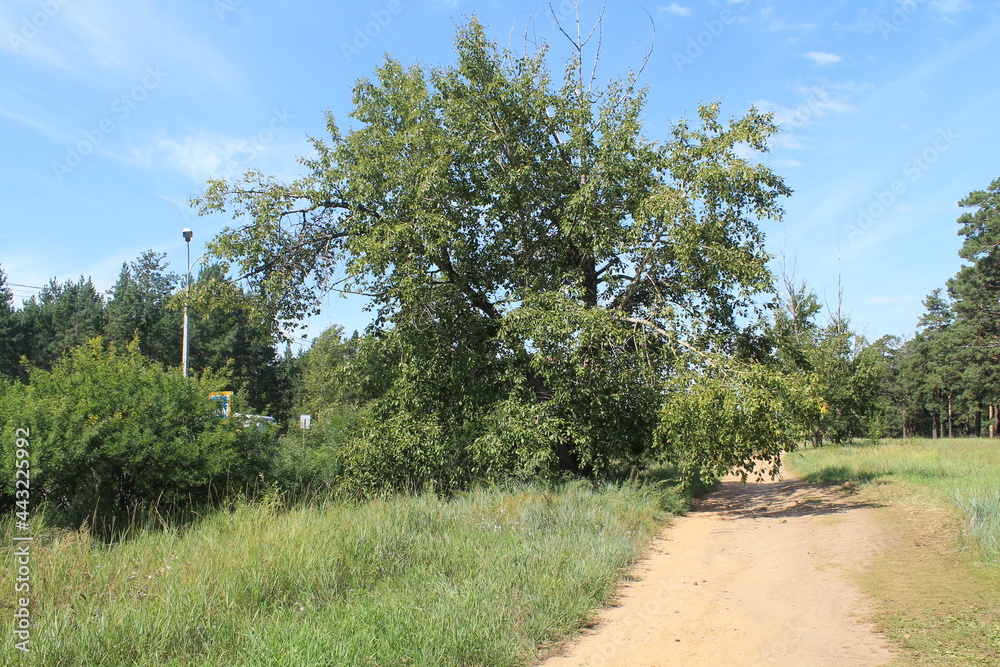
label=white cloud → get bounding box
[144,109,300,184]
[754,84,855,136]
[660,3,692,17]
[152,132,255,183]
[768,132,808,151]
[803,51,842,66]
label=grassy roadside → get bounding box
[1,480,682,666]
[786,439,1000,666]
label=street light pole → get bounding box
[182,228,193,377]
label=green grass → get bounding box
[787,438,1000,665]
[1,480,680,666]
[787,438,1000,561]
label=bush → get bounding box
[268,404,363,493]
[0,338,276,528]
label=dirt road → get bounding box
[538,471,897,666]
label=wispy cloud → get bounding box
[751,83,857,161]
[845,0,974,35]
[803,51,842,65]
[660,3,692,17]
[930,0,971,17]
[142,110,298,184]
[753,84,856,139]
[148,132,260,183]
[1,2,235,87]
[0,104,68,142]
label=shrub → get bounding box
[0,338,276,528]
[268,403,363,493]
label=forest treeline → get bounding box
[0,252,296,417]
[2,19,998,530]
[4,173,997,448]
[3,176,996,530]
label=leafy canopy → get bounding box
[195,19,813,485]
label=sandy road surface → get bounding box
[538,471,896,667]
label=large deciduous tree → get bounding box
[195,19,818,486]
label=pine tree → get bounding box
[105,250,182,366]
[17,276,105,370]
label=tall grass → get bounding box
[787,438,1000,561]
[1,480,679,666]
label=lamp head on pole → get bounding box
[182,228,193,243]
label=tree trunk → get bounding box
[948,393,954,438]
[990,405,996,438]
[932,410,939,440]
[976,409,982,437]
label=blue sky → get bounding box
[1,0,998,348]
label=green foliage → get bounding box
[195,19,796,488]
[178,262,291,418]
[0,338,276,528]
[104,250,182,366]
[952,177,1000,330]
[16,276,105,370]
[655,356,823,487]
[888,177,1000,438]
[0,267,20,381]
[5,252,291,425]
[295,325,362,415]
[770,277,891,444]
[269,402,363,492]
